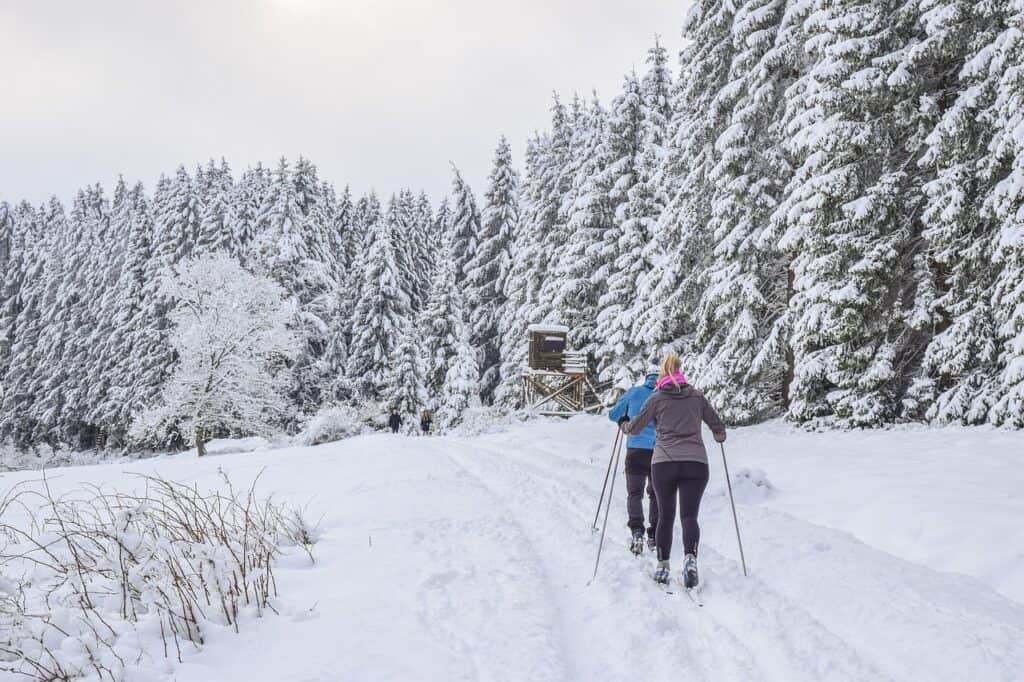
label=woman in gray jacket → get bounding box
[620,351,726,588]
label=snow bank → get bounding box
[0,443,151,472]
[204,435,284,455]
[295,405,368,446]
[445,406,543,436]
[708,467,776,503]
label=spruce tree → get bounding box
[632,0,738,362]
[550,95,614,356]
[771,0,927,426]
[449,165,481,284]
[388,329,427,417]
[494,135,547,406]
[683,0,792,423]
[420,236,481,427]
[419,237,463,397]
[345,208,411,401]
[197,158,234,253]
[0,203,42,447]
[906,0,1008,424]
[466,136,520,403]
[593,72,648,388]
[985,2,1024,426]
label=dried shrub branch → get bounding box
[0,471,317,680]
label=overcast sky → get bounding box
[1,0,689,208]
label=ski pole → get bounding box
[719,442,748,577]
[591,429,621,531]
[590,428,624,583]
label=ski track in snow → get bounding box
[2,418,1022,681]
[499,431,1024,681]
[441,436,888,682]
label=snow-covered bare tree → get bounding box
[130,253,298,455]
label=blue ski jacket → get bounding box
[608,374,657,450]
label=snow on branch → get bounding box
[130,253,299,455]
[0,471,318,680]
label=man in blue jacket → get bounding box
[608,363,660,555]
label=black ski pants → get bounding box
[625,448,659,538]
[652,460,709,561]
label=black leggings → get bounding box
[652,461,709,561]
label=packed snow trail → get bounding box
[1,417,1021,681]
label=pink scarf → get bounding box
[655,371,688,390]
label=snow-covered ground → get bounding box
[1,416,1021,681]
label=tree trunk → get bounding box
[196,426,207,457]
[782,265,795,409]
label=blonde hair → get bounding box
[659,351,682,385]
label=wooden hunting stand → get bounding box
[522,325,606,416]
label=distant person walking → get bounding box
[420,409,433,435]
[388,409,402,434]
[608,363,660,555]
[620,351,726,589]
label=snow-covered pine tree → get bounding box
[0,203,42,447]
[252,158,336,414]
[632,0,739,366]
[96,183,161,446]
[158,165,203,264]
[682,0,793,424]
[420,233,481,428]
[130,253,297,454]
[84,179,134,441]
[449,165,481,284]
[345,205,411,401]
[0,201,15,382]
[14,199,69,448]
[438,324,480,429]
[616,40,674,364]
[325,192,382,401]
[466,136,519,403]
[549,94,614,356]
[593,72,648,388]
[335,185,358,270]
[386,191,421,311]
[411,191,437,306]
[228,164,270,264]
[905,0,1008,424]
[419,235,462,397]
[531,95,576,326]
[58,185,110,446]
[197,158,234,253]
[985,2,1024,427]
[770,0,927,426]
[433,196,452,248]
[387,328,427,418]
[494,134,547,406]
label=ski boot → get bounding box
[683,553,699,589]
[653,560,670,585]
[630,529,645,556]
[646,535,657,553]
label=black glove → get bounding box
[617,415,630,426]
[714,432,726,443]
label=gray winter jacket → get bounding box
[621,383,726,466]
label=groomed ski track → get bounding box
[3,417,1021,681]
